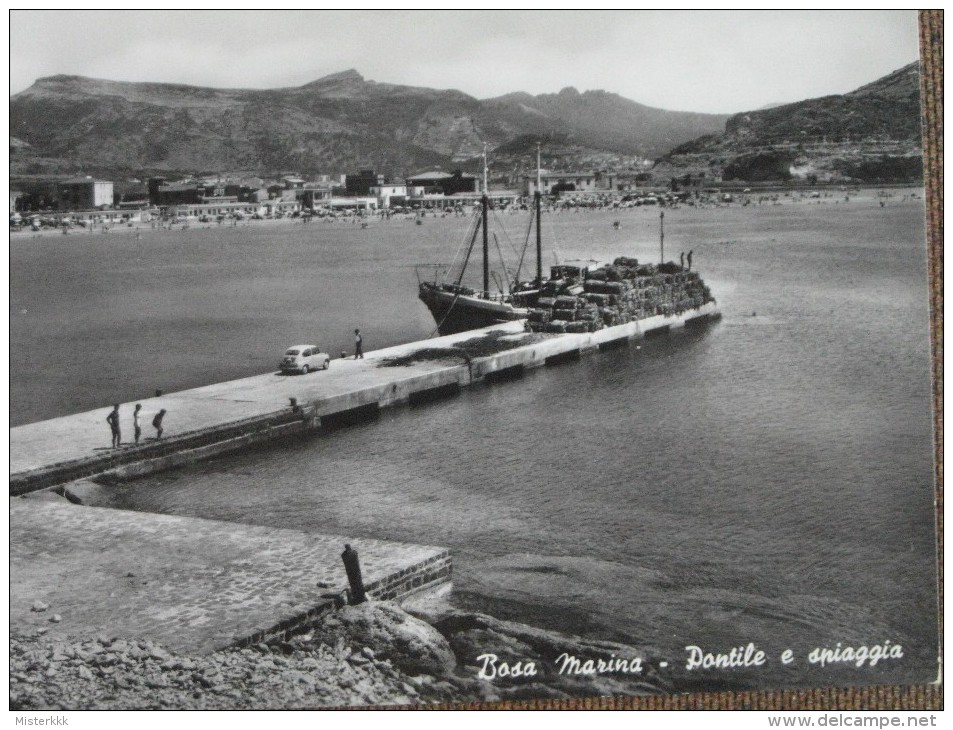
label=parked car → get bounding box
[280,345,330,374]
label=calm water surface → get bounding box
[11,194,937,688]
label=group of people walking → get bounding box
[106,403,165,448]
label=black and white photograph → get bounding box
[8,9,940,712]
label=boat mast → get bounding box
[535,143,543,285]
[482,144,490,298]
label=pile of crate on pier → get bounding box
[527,257,715,334]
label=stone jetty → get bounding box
[11,306,717,494]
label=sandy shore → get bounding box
[10,186,920,243]
[10,215,347,240]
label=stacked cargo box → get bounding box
[527,257,715,334]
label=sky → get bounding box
[9,10,920,114]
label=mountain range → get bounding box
[10,63,922,184]
[10,70,728,179]
[654,61,922,184]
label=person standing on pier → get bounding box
[133,404,143,445]
[687,250,694,271]
[354,329,364,359]
[680,251,685,270]
[106,404,121,448]
[152,409,166,440]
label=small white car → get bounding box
[280,344,330,374]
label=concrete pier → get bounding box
[11,499,450,654]
[10,303,718,493]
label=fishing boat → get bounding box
[417,146,546,336]
[417,147,718,337]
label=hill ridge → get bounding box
[653,61,922,185]
[10,70,729,177]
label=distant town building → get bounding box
[147,177,168,203]
[524,171,616,196]
[58,177,114,210]
[407,190,519,210]
[406,170,480,195]
[320,197,378,211]
[314,174,346,188]
[242,188,271,204]
[346,170,385,196]
[300,187,333,207]
[370,184,408,208]
[152,183,204,206]
[148,178,205,206]
[405,171,449,193]
[148,178,256,208]
[269,185,334,207]
[168,201,268,220]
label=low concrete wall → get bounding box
[470,303,719,381]
[313,365,469,416]
[101,419,310,481]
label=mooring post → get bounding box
[341,543,367,604]
[155,389,163,397]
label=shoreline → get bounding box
[9,185,923,243]
[10,600,672,709]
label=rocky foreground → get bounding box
[11,601,671,709]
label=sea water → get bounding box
[10,194,937,689]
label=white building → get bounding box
[370,184,408,208]
[524,171,617,196]
[168,201,265,219]
[59,177,114,210]
[318,197,379,211]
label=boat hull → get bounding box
[419,284,527,336]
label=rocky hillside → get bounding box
[481,87,725,156]
[654,62,923,184]
[10,70,728,178]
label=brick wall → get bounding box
[366,550,452,601]
[231,550,452,648]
